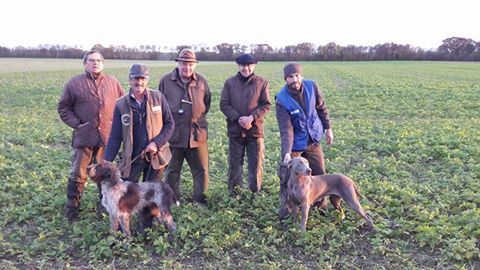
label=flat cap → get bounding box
[129,63,149,78]
[235,54,258,65]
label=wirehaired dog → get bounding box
[87,161,179,237]
[285,156,374,232]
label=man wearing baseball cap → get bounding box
[275,62,334,221]
[158,49,211,205]
[105,63,174,183]
[220,54,271,197]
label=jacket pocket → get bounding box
[72,119,99,148]
[193,120,208,142]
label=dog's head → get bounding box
[287,157,312,176]
[87,160,120,184]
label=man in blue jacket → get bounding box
[275,62,334,221]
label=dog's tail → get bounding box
[162,181,180,207]
[354,182,364,200]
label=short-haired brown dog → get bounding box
[285,156,373,232]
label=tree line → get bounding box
[1,37,479,61]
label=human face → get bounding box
[177,61,196,80]
[83,52,104,75]
[129,76,149,98]
[285,73,303,90]
[238,64,255,77]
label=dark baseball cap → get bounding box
[129,64,149,79]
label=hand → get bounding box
[325,129,334,146]
[238,115,254,130]
[145,142,158,154]
[283,153,292,164]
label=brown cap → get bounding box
[283,62,302,79]
[175,48,198,63]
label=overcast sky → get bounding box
[2,0,478,50]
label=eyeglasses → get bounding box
[87,59,104,63]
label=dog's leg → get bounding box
[123,215,131,237]
[151,207,177,233]
[300,203,310,232]
[343,192,374,230]
[291,203,298,224]
[330,195,345,220]
[110,214,119,232]
[151,207,177,242]
[286,196,298,224]
[118,214,132,237]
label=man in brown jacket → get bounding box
[105,64,174,232]
[104,64,174,182]
[220,54,271,197]
[158,49,211,205]
[58,50,125,221]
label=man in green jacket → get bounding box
[158,49,211,205]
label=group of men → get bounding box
[58,49,334,227]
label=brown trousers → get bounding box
[66,147,104,209]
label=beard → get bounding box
[288,82,301,90]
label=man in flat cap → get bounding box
[220,54,271,197]
[158,48,211,205]
[105,63,174,183]
[58,50,125,222]
[105,63,175,231]
[275,62,334,221]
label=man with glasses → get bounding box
[158,48,211,205]
[220,54,271,197]
[58,50,124,221]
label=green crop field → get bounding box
[0,59,479,269]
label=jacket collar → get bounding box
[236,72,256,83]
[85,70,105,81]
[170,68,197,82]
[128,88,150,105]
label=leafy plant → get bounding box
[1,60,479,269]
